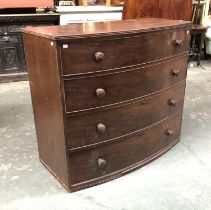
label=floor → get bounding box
[0,60,211,210]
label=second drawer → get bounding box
[64,56,187,112]
[66,82,185,149]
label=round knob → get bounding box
[168,99,177,107]
[172,69,180,77]
[166,129,175,136]
[97,158,107,169]
[94,52,104,62]
[174,39,183,47]
[96,88,105,98]
[97,123,106,134]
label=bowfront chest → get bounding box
[22,19,192,192]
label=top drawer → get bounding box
[60,28,190,75]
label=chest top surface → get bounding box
[21,18,192,40]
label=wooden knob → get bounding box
[168,99,177,107]
[97,158,107,169]
[172,69,180,77]
[174,39,183,47]
[96,88,105,98]
[97,123,106,134]
[94,52,104,62]
[166,129,175,136]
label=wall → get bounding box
[0,0,54,8]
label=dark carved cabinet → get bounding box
[0,33,25,74]
[0,14,59,78]
[22,19,192,192]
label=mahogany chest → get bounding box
[22,19,192,192]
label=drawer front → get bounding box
[61,28,190,75]
[69,111,182,185]
[64,56,187,112]
[67,82,185,149]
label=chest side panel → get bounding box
[22,33,70,190]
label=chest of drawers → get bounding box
[22,18,192,192]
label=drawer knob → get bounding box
[172,69,180,76]
[174,39,183,47]
[97,123,106,134]
[168,99,177,107]
[97,158,107,169]
[96,88,105,98]
[94,52,104,62]
[166,129,175,136]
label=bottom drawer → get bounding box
[69,110,183,187]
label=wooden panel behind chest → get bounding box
[123,0,192,21]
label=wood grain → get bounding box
[22,19,191,192]
[67,82,185,149]
[61,28,190,75]
[22,33,70,189]
[64,55,188,112]
[69,110,183,184]
[22,18,192,40]
[123,0,192,21]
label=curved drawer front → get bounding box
[67,82,185,149]
[61,28,190,75]
[69,111,182,185]
[64,56,187,112]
